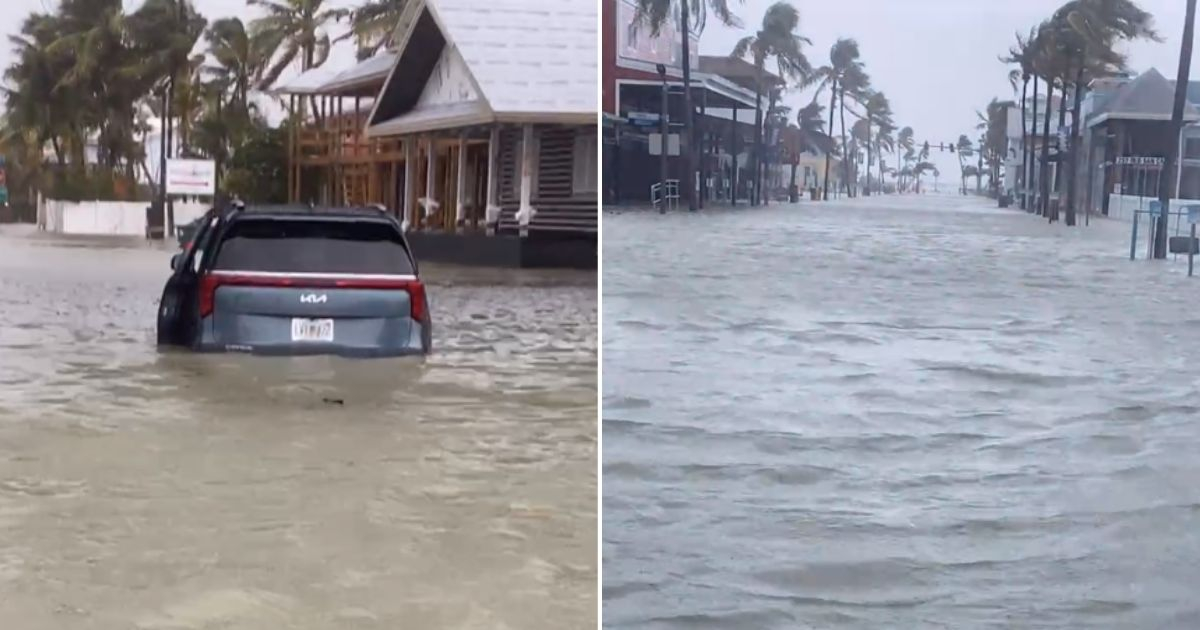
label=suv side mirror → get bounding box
[170,253,182,271]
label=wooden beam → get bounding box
[423,135,438,228]
[518,124,536,237]
[455,134,467,231]
[486,126,500,235]
[404,138,416,228]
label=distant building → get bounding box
[602,0,766,205]
[1079,68,1200,219]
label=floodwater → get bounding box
[603,195,1200,629]
[0,225,596,629]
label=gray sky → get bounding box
[700,0,1197,178]
[3,0,1198,179]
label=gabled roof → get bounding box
[1089,67,1200,126]
[273,52,398,97]
[367,0,596,136]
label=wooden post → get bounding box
[517,124,536,237]
[403,137,416,228]
[486,126,500,235]
[287,95,295,203]
[423,135,438,229]
[455,135,468,231]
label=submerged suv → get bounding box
[156,205,431,356]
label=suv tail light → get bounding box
[198,273,427,320]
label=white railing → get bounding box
[650,179,680,212]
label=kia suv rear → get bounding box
[156,205,431,357]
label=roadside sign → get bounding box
[165,159,216,196]
[1149,200,1162,216]
[1116,156,1165,167]
[1188,205,1200,224]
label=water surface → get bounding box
[603,195,1200,629]
[0,225,596,629]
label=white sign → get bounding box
[165,159,216,196]
[1115,156,1165,167]
[649,133,681,156]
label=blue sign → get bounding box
[1149,200,1162,216]
[1188,205,1200,224]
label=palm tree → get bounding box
[1055,0,1159,225]
[895,126,914,192]
[862,90,892,196]
[343,0,407,60]
[1003,27,1038,209]
[808,38,864,200]
[956,134,973,194]
[732,2,812,206]
[837,64,870,197]
[790,101,834,198]
[206,17,265,113]
[875,121,895,194]
[251,0,348,89]
[636,0,741,212]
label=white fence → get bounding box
[38,198,209,237]
[1106,194,1200,222]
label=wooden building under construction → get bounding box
[275,0,597,268]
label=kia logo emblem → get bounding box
[300,293,328,304]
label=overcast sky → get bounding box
[700,0,1198,177]
[3,0,1198,178]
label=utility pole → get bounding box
[658,64,669,214]
[679,0,696,212]
[1157,0,1197,259]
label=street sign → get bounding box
[1188,205,1200,224]
[165,159,216,196]
[1115,156,1165,167]
[1149,200,1163,216]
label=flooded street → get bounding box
[604,196,1200,629]
[0,226,596,629]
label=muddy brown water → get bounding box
[0,225,596,629]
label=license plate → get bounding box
[291,318,334,342]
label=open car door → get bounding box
[156,212,220,346]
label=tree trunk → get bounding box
[1066,64,1085,226]
[1053,70,1070,221]
[680,0,696,211]
[1019,76,1029,208]
[50,137,65,167]
[976,144,983,194]
[864,114,872,196]
[839,87,851,197]
[752,60,764,206]
[822,81,836,200]
[1029,76,1040,213]
[789,162,797,201]
[1040,79,1054,218]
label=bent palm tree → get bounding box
[732,1,812,206]
[343,0,407,60]
[1002,27,1038,209]
[808,38,863,200]
[250,0,348,89]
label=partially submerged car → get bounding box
[156,204,431,356]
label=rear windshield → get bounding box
[210,218,414,274]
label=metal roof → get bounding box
[1088,68,1200,127]
[366,0,596,136]
[432,0,596,117]
[274,52,398,96]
